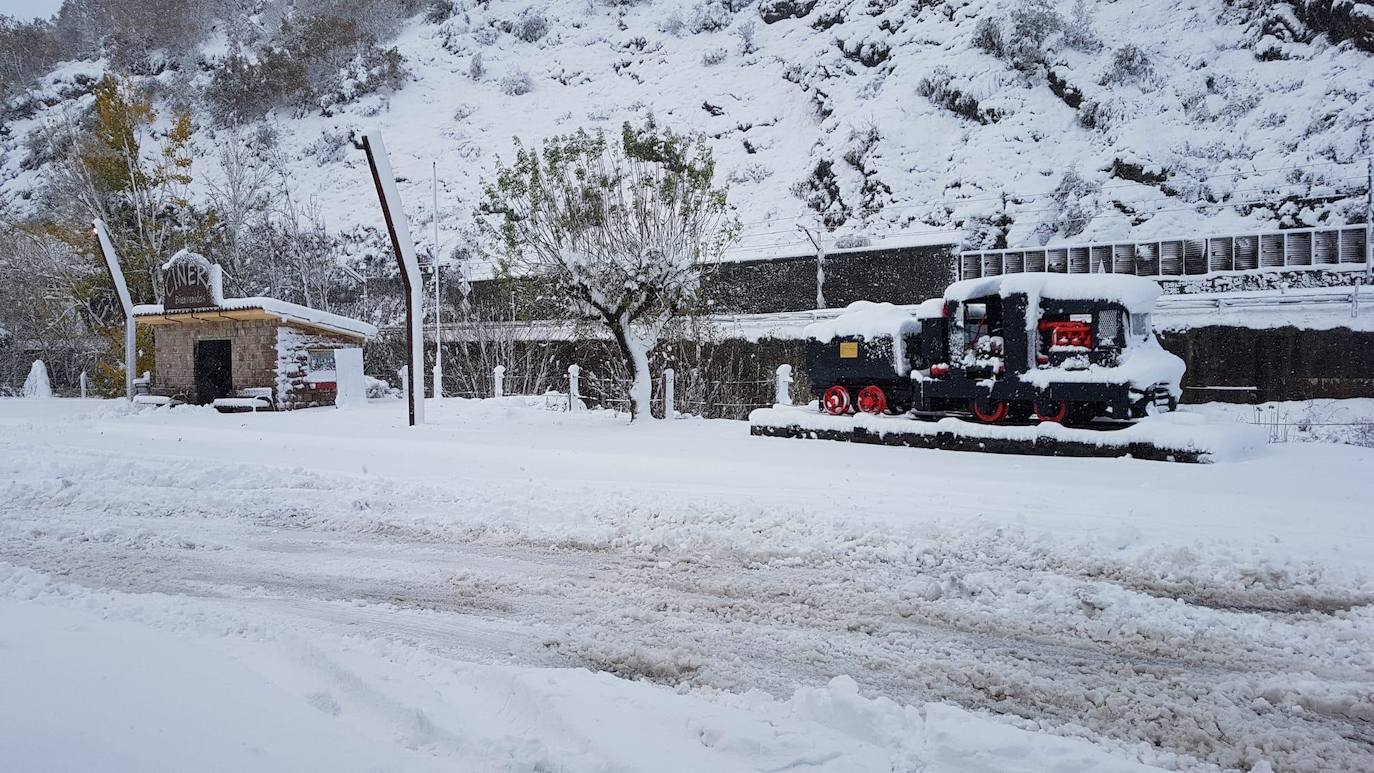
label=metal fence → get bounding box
[960,225,1369,280]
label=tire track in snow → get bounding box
[3,446,1373,772]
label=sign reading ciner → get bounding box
[163,250,221,311]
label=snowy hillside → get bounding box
[2,0,1373,268]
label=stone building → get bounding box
[132,251,375,409]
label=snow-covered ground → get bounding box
[3,397,1373,772]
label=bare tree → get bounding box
[482,119,737,420]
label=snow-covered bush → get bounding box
[1103,44,1153,85]
[1006,0,1062,69]
[424,0,454,23]
[468,52,485,80]
[661,10,686,35]
[474,26,499,46]
[500,70,534,95]
[204,13,406,120]
[453,102,477,120]
[1061,0,1101,52]
[759,0,819,24]
[701,46,728,65]
[971,16,1005,57]
[917,67,1001,124]
[1038,168,1100,239]
[364,375,397,399]
[734,19,758,54]
[727,162,773,183]
[510,9,549,43]
[690,1,735,33]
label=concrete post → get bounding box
[568,364,580,411]
[663,367,676,420]
[398,366,408,400]
[79,371,88,399]
[775,364,793,406]
[493,365,505,398]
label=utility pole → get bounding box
[1366,157,1372,274]
[797,221,827,309]
[432,161,444,399]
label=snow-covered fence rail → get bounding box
[960,225,1368,281]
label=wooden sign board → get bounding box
[164,251,218,310]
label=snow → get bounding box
[1,397,1372,772]
[1019,334,1186,396]
[945,273,1164,314]
[0,580,1164,773]
[333,348,367,409]
[22,360,51,399]
[751,405,1262,462]
[803,300,924,342]
[133,297,377,340]
[8,1,1370,279]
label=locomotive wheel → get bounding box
[1035,399,1068,423]
[856,385,889,415]
[821,385,852,415]
[970,399,1009,424]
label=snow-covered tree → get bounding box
[482,119,737,421]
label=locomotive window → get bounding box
[1131,313,1151,337]
[1096,310,1124,347]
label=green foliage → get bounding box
[206,12,407,123]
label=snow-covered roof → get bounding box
[944,273,1163,314]
[133,297,377,340]
[803,300,923,342]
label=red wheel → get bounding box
[822,385,852,415]
[856,385,889,415]
[971,399,1009,424]
[1035,399,1068,423]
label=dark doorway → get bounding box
[194,339,233,404]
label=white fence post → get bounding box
[79,371,88,399]
[567,364,580,411]
[663,367,676,420]
[493,365,505,398]
[398,366,408,400]
[775,364,793,406]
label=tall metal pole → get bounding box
[93,219,135,401]
[432,161,443,399]
[361,132,425,426]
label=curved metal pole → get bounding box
[93,219,135,401]
[360,132,425,426]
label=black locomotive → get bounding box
[804,274,1184,425]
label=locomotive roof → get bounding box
[944,273,1163,313]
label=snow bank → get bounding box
[750,405,1265,462]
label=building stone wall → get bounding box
[275,327,362,409]
[151,318,362,406]
[152,318,279,402]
